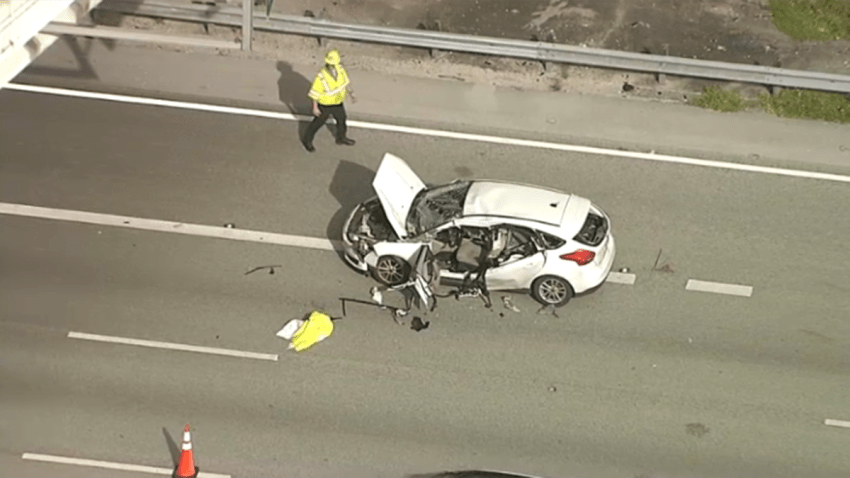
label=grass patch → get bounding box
[690,86,850,123]
[690,86,754,112]
[760,89,850,123]
[769,0,850,41]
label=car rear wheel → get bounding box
[373,255,411,286]
[531,275,574,307]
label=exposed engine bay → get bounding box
[345,198,399,255]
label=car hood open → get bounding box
[371,153,427,239]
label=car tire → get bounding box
[373,255,411,286]
[531,275,574,307]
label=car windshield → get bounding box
[406,181,472,237]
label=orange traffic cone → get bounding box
[174,424,199,478]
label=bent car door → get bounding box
[483,226,546,290]
[408,244,437,311]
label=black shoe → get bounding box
[336,138,356,146]
[302,141,315,152]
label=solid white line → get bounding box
[685,279,753,297]
[68,331,279,361]
[825,419,850,428]
[605,272,636,285]
[5,83,850,185]
[0,202,340,251]
[21,453,231,478]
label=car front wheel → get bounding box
[373,255,411,286]
[531,275,574,307]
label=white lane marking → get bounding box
[68,331,279,361]
[6,83,850,185]
[0,202,340,251]
[21,453,231,478]
[685,279,753,297]
[825,419,850,428]
[1,201,638,286]
[606,272,636,285]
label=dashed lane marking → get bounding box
[21,453,231,478]
[6,83,850,185]
[605,272,636,285]
[685,279,753,297]
[68,331,279,361]
[824,419,850,429]
[1,202,636,286]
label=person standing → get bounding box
[301,49,356,152]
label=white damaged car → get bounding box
[341,153,616,307]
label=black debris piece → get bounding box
[411,316,430,332]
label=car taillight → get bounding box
[560,249,595,266]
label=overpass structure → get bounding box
[0,0,103,89]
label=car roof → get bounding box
[461,180,573,227]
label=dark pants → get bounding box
[302,103,348,144]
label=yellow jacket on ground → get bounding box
[308,66,350,105]
[290,310,334,352]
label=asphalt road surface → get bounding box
[2,60,850,478]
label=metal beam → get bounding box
[1,0,107,89]
[42,22,239,49]
[96,0,850,94]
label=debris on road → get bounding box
[537,303,559,318]
[244,264,282,275]
[276,310,335,352]
[410,316,430,332]
[501,295,521,313]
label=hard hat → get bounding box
[324,49,341,65]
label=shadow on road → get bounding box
[22,36,99,80]
[162,426,179,466]
[407,471,540,478]
[326,160,376,260]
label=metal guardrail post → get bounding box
[241,0,251,51]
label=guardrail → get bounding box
[96,0,850,94]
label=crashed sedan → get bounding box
[341,153,616,307]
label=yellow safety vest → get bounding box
[290,310,334,352]
[308,66,350,105]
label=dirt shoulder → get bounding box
[95,0,850,104]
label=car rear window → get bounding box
[573,211,608,247]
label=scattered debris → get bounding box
[339,296,409,324]
[652,248,675,273]
[244,265,282,275]
[276,310,334,352]
[410,316,430,332]
[370,286,383,304]
[501,296,521,313]
[622,82,635,92]
[537,304,559,318]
